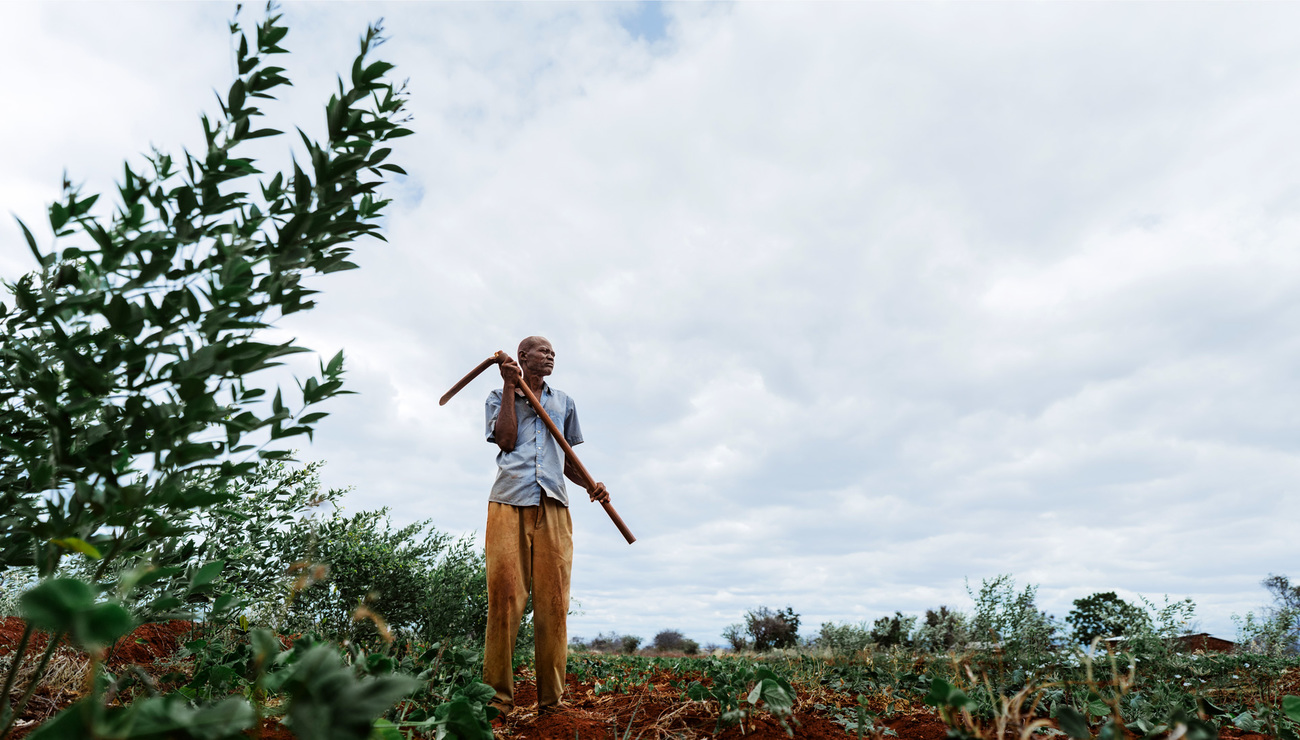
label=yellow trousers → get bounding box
[482,497,572,713]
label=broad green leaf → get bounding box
[1057,707,1091,740]
[190,559,226,590]
[83,603,134,647]
[462,682,495,705]
[50,537,102,560]
[923,677,952,707]
[1285,697,1300,724]
[368,718,404,740]
[20,578,95,633]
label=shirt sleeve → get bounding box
[563,394,584,447]
[485,389,502,443]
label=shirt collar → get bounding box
[513,382,550,398]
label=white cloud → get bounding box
[4,1,1300,645]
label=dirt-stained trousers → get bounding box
[483,496,573,713]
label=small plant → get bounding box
[684,658,799,736]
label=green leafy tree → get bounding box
[0,5,419,738]
[1066,591,1151,645]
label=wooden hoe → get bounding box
[440,351,637,545]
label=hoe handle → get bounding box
[510,365,637,545]
[439,353,506,406]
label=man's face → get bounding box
[519,339,555,377]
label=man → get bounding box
[482,335,609,717]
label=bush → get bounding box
[722,623,750,652]
[870,611,917,648]
[1260,574,1300,654]
[817,621,872,655]
[285,507,489,646]
[652,630,700,654]
[744,606,801,652]
[913,606,968,652]
[967,574,1059,654]
[581,632,642,654]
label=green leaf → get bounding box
[118,694,256,740]
[367,718,404,740]
[1198,697,1230,718]
[1233,711,1264,733]
[190,559,226,590]
[19,578,134,650]
[1284,696,1300,724]
[83,602,134,647]
[1057,707,1091,740]
[923,677,952,707]
[50,537,102,560]
[20,578,94,633]
[462,682,495,704]
[15,216,53,268]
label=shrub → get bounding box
[722,623,750,652]
[583,632,642,654]
[817,621,872,655]
[913,606,968,652]
[652,629,700,654]
[967,574,1059,654]
[870,611,917,648]
[744,606,800,652]
[1260,574,1300,654]
[285,507,488,646]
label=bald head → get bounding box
[518,336,549,358]
[517,336,555,379]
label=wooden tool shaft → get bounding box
[439,354,503,406]
[513,377,637,545]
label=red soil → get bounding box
[498,667,866,739]
[8,617,1290,740]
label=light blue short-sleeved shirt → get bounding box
[485,383,583,507]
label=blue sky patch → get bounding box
[619,1,670,44]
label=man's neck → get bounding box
[521,373,546,395]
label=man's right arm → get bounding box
[492,358,522,452]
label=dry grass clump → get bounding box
[3,644,91,726]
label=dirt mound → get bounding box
[498,669,857,739]
[107,620,194,667]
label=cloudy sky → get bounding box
[4,1,1300,645]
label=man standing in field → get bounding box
[483,336,609,717]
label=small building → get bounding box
[1174,633,1235,653]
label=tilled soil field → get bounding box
[1,616,1292,740]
